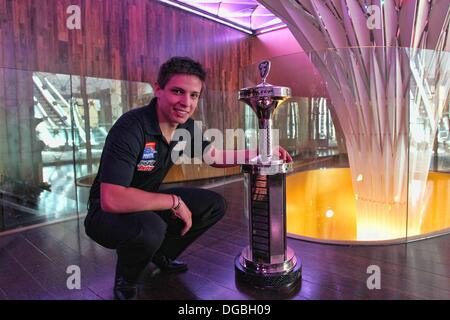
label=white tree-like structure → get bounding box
[259,0,450,240]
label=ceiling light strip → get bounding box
[256,24,288,34]
[159,0,254,35]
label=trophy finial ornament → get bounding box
[238,60,291,164]
[258,60,271,84]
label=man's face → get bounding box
[155,74,203,125]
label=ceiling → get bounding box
[158,0,286,34]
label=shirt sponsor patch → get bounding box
[137,142,158,171]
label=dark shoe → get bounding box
[114,274,138,300]
[153,255,188,274]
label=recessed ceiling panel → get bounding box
[159,0,286,33]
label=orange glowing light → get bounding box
[286,168,450,244]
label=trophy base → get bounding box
[242,161,292,175]
[234,254,302,290]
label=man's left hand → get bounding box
[275,146,293,163]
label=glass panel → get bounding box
[407,49,450,240]
[241,55,349,243]
[0,67,241,233]
[0,69,155,232]
[432,100,450,172]
[0,68,77,231]
[241,48,450,244]
[70,76,154,211]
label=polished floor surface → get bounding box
[0,179,449,300]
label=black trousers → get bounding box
[84,187,226,281]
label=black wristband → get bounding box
[173,196,181,211]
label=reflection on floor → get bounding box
[0,180,449,300]
[0,162,96,232]
[1,191,79,231]
[431,152,450,172]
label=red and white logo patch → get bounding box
[137,141,158,171]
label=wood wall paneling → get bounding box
[0,0,254,184]
[1,0,253,122]
[1,0,253,90]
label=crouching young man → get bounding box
[84,56,292,300]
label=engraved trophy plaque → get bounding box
[235,60,302,289]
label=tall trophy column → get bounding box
[235,61,302,289]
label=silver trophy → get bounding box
[235,60,302,289]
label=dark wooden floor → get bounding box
[0,180,449,300]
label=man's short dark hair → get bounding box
[157,56,206,89]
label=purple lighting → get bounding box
[159,0,286,34]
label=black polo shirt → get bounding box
[88,98,210,202]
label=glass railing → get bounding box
[0,68,155,231]
[0,68,230,232]
[1,48,448,242]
